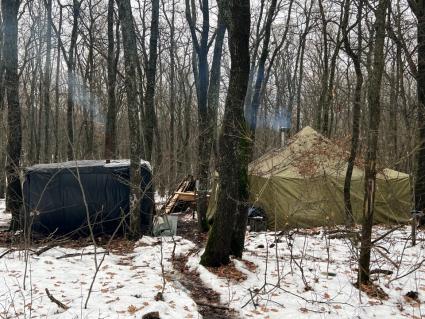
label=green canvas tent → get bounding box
[207,126,411,229]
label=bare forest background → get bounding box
[0,0,420,196]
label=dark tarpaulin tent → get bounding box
[23,160,154,236]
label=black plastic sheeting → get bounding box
[23,160,154,236]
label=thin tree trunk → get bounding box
[316,0,328,131]
[358,0,388,284]
[343,0,363,226]
[54,8,63,162]
[28,60,38,164]
[247,0,277,147]
[144,0,159,162]
[208,16,226,164]
[104,0,118,160]
[185,0,212,232]
[322,5,343,137]
[66,0,81,160]
[295,0,313,132]
[43,0,52,162]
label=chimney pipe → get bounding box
[280,127,290,147]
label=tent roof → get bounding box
[248,126,409,180]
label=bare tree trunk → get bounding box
[0,15,5,198]
[358,0,388,285]
[316,0,328,131]
[66,0,81,160]
[3,0,23,230]
[296,0,313,132]
[247,0,277,147]
[200,0,250,267]
[208,15,226,163]
[85,0,96,159]
[343,0,363,226]
[28,59,38,164]
[165,0,176,180]
[389,59,398,160]
[118,0,143,238]
[185,0,213,232]
[105,0,119,161]
[322,4,343,137]
[409,1,425,212]
[54,8,63,162]
[43,0,52,162]
[143,0,159,162]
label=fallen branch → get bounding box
[56,251,108,259]
[328,232,359,240]
[34,244,58,256]
[371,225,404,245]
[0,248,14,259]
[374,246,399,269]
[370,269,393,275]
[325,229,358,235]
[45,288,69,310]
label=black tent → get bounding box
[23,160,154,236]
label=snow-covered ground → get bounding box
[0,197,199,318]
[188,227,425,318]
[0,237,199,318]
[0,199,9,230]
[1,197,424,318]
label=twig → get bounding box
[45,288,69,310]
[374,246,399,269]
[371,225,404,245]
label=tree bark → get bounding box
[54,7,63,162]
[104,0,118,160]
[200,0,250,267]
[208,16,226,163]
[66,0,81,160]
[358,0,388,285]
[185,0,221,232]
[316,0,328,131]
[143,0,159,162]
[118,0,143,238]
[3,0,23,230]
[343,0,363,226]
[247,0,277,141]
[43,0,52,163]
[409,1,425,212]
[296,0,314,132]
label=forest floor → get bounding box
[0,199,424,318]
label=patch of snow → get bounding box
[104,159,152,171]
[188,226,425,318]
[0,236,200,318]
[0,198,10,229]
[27,159,152,172]
[155,192,168,207]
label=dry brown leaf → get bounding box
[128,305,138,314]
